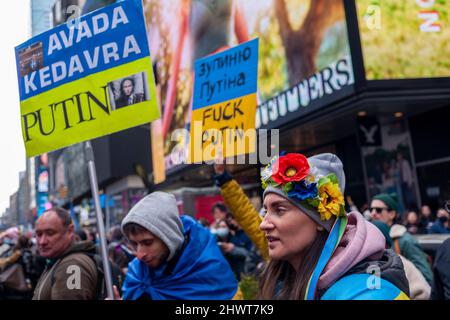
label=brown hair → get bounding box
[122,222,149,238]
[259,231,328,300]
[13,235,31,251]
[211,202,228,214]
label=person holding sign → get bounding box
[115,192,240,300]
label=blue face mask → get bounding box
[215,227,229,239]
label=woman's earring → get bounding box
[317,226,324,232]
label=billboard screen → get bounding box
[144,0,354,171]
[356,0,450,80]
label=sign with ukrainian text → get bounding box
[189,38,259,163]
[15,0,160,157]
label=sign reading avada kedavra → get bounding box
[189,38,259,163]
[15,0,160,157]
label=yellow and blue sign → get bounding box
[15,0,160,157]
[189,38,259,163]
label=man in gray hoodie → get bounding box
[117,191,238,300]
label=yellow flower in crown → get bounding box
[317,175,345,221]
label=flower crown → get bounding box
[261,153,345,221]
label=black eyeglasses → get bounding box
[370,207,389,214]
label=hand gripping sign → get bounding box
[15,0,160,157]
[189,38,259,163]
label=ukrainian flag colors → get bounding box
[321,273,410,300]
[189,39,259,163]
[15,0,160,157]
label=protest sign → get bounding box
[15,0,160,157]
[189,38,259,163]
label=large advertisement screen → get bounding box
[356,0,450,80]
[144,0,354,171]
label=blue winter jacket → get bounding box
[122,215,238,300]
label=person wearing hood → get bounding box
[214,153,409,300]
[371,220,431,300]
[33,208,98,300]
[119,192,239,300]
[370,193,433,285]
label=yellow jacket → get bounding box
[220,179,269,261]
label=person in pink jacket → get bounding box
[215,152,410,300]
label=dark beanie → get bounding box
[373,193,399,212]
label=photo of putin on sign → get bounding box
[115,78,145,108]
[109,72,150,111]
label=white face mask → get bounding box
[215,227,229,239]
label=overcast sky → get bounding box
[0,1,30,215]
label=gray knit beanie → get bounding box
[263,153,346,232]
[121,192,184,261]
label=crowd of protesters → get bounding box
[1,152,450,300]
[357,201,449,236]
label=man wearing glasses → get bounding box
[370,193,433,285]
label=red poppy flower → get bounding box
[272,153,310,184]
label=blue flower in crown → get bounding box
[261,152,345,221]
[288,181,318,201]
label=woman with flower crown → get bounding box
[213,152,410,300]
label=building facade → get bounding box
[148,0,450,219]
[31,0,55,36]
